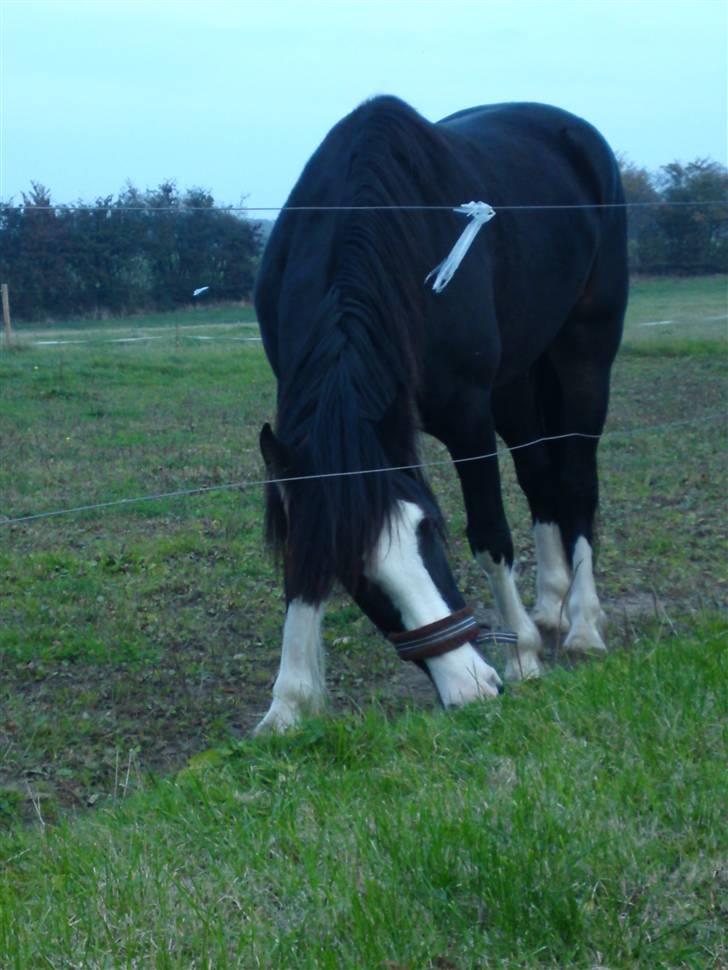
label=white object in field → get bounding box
[193,286,210,298]
[426,201,496,293]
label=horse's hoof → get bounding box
[253,702,301,736]
[532,604,570,634]
[504,649,543,682]
[563,627,608,655]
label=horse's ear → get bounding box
[260,423,290,477]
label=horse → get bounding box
[253,95,628,733]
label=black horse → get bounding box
[254,96,627,732]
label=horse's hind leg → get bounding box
[547,313,623,654]
[440,406,543,682]
[547,358,610,654]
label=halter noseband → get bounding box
[389,606,518,663]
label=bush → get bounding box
[0,180,264,321]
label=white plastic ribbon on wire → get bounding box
[426,201,496,293]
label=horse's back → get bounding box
[437,102,623,208]
[257,95,627,387]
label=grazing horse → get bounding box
[254,96,627,733]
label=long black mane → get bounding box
[257,97,452,600]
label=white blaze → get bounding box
[366,501,502,705]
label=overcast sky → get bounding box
[1,0,726,210]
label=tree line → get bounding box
[619,157,727,275]
[0,159,726,322]
[0,181,263,322]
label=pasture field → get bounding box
[11,301,260,335]
[0,275,726,966]
[624,275,727,349]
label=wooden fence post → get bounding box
[1,284,11,349]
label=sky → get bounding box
[1,0,726,211]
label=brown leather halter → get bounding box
[389,606,518,663]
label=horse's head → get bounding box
[259,421,502,708]
[259,420,453,608]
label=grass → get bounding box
[622,275,726,352]
[0,620,725,968]
[11,300,259,333]
[0,275,726,965]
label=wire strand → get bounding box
[3,200,726,213]
[1,413,724,528]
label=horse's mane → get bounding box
[265,97,452,601]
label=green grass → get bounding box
[12,300,259,333]
[1,620,725,968]
[0,342,274,516]
[623,275,727,352]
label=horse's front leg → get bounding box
[362,500,502,707]
[254,597,327,734]
[444,417,544,683]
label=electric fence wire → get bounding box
[1,411,725,529]
[2,196,725,527]
[3,200,727,212]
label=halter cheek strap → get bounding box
[389,606,518,662]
